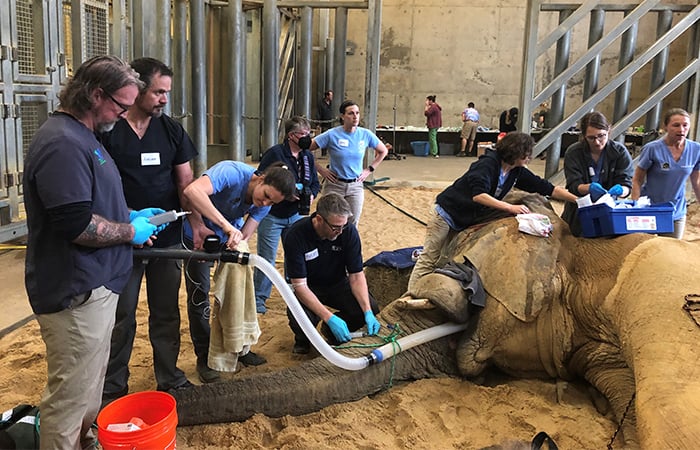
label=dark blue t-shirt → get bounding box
[282,214,363,288]
[100,114,198,247]
[24,112,132,314]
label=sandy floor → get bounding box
[1,186,698,449]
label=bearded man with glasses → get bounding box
[282,193,380,355]
[562,111,634,236]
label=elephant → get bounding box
[172,193,700,449]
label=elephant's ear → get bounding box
[450,208,563,322]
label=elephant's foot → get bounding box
[396,297,435,310]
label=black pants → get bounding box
[104,249,187,394]
[287,278,379,346]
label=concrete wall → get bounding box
[336,0,696,130]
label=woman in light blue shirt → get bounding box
[311,100,388,226]
[632,108,700,239]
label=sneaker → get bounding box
[292,342,310,354]
[456,152,467,157]
[239,351,267,366]
[100,387,128,410]
[158,380,194,393]
[197,360,221,383]
[433,154,439,158]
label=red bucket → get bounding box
[97,391,178,449]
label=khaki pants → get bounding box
[37,286,117,450]
[407,206,459,294]
[321,179,365,227]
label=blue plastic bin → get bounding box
[410,141,430,156]
[578,202,674,238]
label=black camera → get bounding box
[298,185,313,215]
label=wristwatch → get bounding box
[368,165,375,172]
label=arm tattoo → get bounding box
[73,214,134,247]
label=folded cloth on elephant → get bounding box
[433,258,486,307]
[209,240,261,372]
[364,246,422,269]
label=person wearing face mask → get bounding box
[253,116,321,314]
[562,111,634,236]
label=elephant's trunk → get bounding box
[173,336,459,426]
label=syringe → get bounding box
[148,210,191,226]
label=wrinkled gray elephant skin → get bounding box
[173,193,700,449]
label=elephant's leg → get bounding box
[410,273,472,323]
[570,342,639,447]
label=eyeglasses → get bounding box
[105,91,129,115]
[320,214,347,233]
[585,133,608,143]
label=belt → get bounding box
[337,177,358,183]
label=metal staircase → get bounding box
[520,1,700,179]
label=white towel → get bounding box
[208,241,261,372]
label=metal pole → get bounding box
[229,0,245,161]
[71,0,85,64]
[191,0,208,175]
[172,0,188,128]
[297,6,313,118]
[545,8,572,179]
[646,9,673,133]
[583,8,604,100]
[613,11,637,124]
[157,0,172,116]
[363,0,381,134]
[519,0,540,133]
[325,36,335,119]
[156,0,172,66]
[262,0,279,151]
[110,0,128,58]
[683,22,700,141]
[332,7,347,112]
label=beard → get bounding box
[96,121,116,133]
[151,104,166,118]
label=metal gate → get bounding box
[0,0,109,242]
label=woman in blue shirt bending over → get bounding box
[632,108,700,239]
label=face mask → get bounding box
[297,135,312,150]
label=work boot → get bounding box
[239,351,267,366]
[196,359,221,383]
[292,341,311,355]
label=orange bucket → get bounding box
[97,391,178,449]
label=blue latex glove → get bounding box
[129,207,165,222]
[364,310,381,335]
[327,314,351,343]
[130,216,158,245]
[589,182,607,201]
[608,184,623,197]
